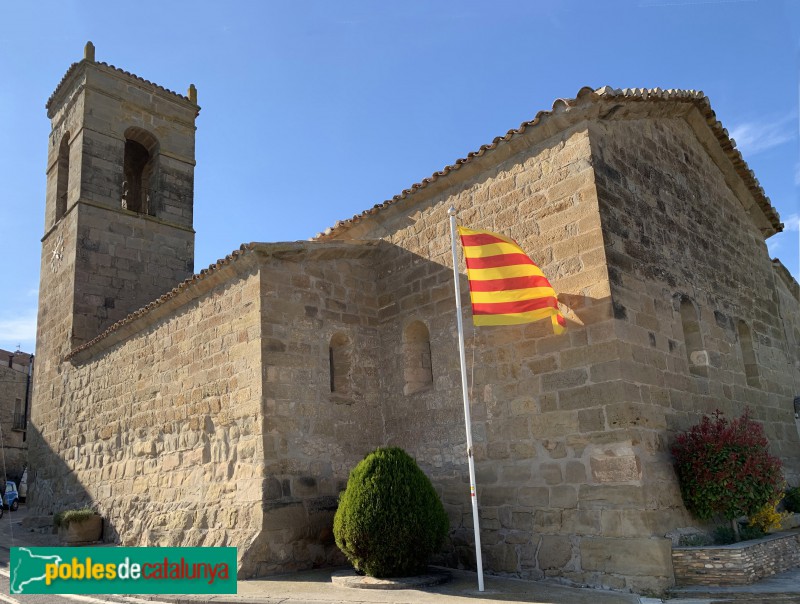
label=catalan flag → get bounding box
[457,226,566,334]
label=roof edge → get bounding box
[47,58,200,117]
[772,258,800,302]
[66,239,379,363]
[314,86,781,241]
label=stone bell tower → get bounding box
[37,42,199,362]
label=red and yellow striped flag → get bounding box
[457,226,566,334]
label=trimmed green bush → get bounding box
[333,447,449,578]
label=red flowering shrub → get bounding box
[671,410,784,524]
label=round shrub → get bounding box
[671,409,784,529]
[333,447,449,577]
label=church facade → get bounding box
[30,44,800,594]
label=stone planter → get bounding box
[672,530,800,586]
[58,514,103,545]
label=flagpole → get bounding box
[447,206,485,592]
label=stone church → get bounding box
[30,43,800,594]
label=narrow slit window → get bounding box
[403,321,433,395]
[55,133,70,222]
[736,320,760,388]
[329,333,351,397]
[679,297,705,375]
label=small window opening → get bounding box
[736,320,760,388]
[329,333,351,397]
[122,127,159,216]
[403,321,433,395]
[55,133,70,222]
[679,297,706,376]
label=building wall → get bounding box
[30,257,266,575]
[246,242,385,576]
[31,241,387,577]
[591,112,800,487]
[70,203,194,348]
[0,351,31,480]
[334,123,679,592]
[326,107,800,592]
[42,60,197,349]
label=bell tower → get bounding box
[37,42,200,360]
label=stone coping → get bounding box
[672,528,800,551]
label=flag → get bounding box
[457,226,566,334]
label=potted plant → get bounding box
[54,507,103,545]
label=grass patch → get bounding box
[54,507,98,529]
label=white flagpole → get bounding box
[447,206,485,592]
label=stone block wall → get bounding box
[30,254,266,575]
[591,109,800,482]
[31,240,391,577]
[334,122,679,592]
[78,79,197,228]
[43,59,198,347]
[0,359,30,478]
[245,241,384,576]
[71,203,194,347]
[672,531,800,585]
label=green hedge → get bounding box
[333,447,448,577]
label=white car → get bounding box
[18,468,27,502]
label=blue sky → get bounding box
[0,0,798,353]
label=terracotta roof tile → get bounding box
[46,59,198,114]
[66,244,255,361]
[65,240,378,362]
[314,86,782,240]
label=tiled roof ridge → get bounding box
[313,86,782,239]
[65,243,257,361]
[46,59,195,112]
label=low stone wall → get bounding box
[672,531,800,585]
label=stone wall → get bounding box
[30,253,266,575]
[591,109,800,481]
[672,531,800,585]
[31,240,391,577]
[333,121,680,592]
[43,59,198,348]
[0,355,30,479]
[323,98,800,593]
[245,241,385,576]
[71,203,194,348]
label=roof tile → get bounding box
[314,86,781,240]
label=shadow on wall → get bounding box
[25,423,116,542]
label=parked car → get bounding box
[18,468,27,502]
[3,482,19,511]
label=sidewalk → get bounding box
[2,505,797,604]
[0,506,643,603]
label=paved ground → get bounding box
[0,505,798,604]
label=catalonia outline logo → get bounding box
[10,546,237,594]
